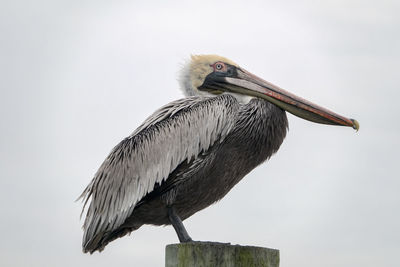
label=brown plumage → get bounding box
[79,55,358,253]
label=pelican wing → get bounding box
[79,94,239,251]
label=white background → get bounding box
[1,0,399,266]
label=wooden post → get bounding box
[165,242,279,267]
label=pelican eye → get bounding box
[215,63,224,71]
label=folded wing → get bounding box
[79,94,240,251]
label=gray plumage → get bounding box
[79,54,358,254]
[79,94,288,253]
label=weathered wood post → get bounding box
[165,242,279,267]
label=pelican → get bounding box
[79,55,359,253]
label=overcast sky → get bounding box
[1,0,399,266]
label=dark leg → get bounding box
[168,206,193,242]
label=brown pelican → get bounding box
[79,55,359,253]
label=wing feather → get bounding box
[79,94,239,250]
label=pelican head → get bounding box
[180,54,359,130]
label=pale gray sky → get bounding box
[1,1,399,266]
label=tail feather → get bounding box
[83,225,142,253]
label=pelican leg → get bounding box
[168,206,193,243]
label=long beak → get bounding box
[218,68,359,131]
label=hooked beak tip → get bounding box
[350,119,360,131]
